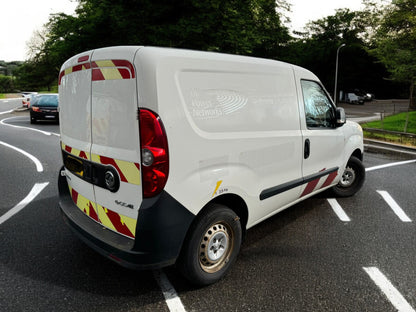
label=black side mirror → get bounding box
[336,107,346,127]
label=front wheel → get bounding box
[332,156,365,197]
[177,204,242,286]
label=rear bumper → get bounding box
[58,168,195,270]
[30,110,59,121]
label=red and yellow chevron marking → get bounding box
[61,142,90,160]
[91,153,141,185]
[62,143,141,186]
[59,59,135,85]
[91,60,135,81]
[69,186,100,223]
[58,62,91,85]
[69,185,136,239]
[96,203,136,238]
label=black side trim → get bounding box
[260,167,338,201]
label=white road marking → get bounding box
[154,270,186,312]
[0,109,13,115]
[0,182,49,225]
[0,140,44,172]
[364,267,415,312]
[366,159,416,172]
[377,190,412,222]
[327,198,351,221]
[0,116,60,137]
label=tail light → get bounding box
[32,106,40,112]
[139,109,169,198]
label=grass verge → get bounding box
[362,111,416,147]
[362,111,416,133]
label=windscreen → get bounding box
[35,95,59,107]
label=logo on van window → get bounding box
[189,89,248,120]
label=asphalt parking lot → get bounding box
[339,99,409,123]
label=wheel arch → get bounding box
[351,148,363,161]
[208,194,248,238]
[183,193,249,245]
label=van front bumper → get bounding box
[58,168,195,270]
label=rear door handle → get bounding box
[304,139,310,159]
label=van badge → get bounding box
[115,200,134,209]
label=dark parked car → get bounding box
[30,94,59,124]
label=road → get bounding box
[1,98,416,312]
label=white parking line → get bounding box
[363,267,415,312]
[0,109,13,115]
[0,182,49,225]
[0,140,44,172]
[327,198,351,221]
[0,116,60,137]
[377,190,412,222]
[154,270,186,312]
[366,159,416,172]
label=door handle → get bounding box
[304,139,310,159]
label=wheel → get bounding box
[177,204,242,286]
[332,156,365,197]
[30,114,36,124]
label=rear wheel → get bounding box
[332,156,365,197]
[178,204,242,286]
[30,114,36,124]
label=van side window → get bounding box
[301,80,336,128]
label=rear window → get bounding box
[33,95,59,107]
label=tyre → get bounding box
[30,114,36,124]
[332,156,365,197]
[177,204,242,286]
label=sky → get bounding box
[0,0,77,62]
[1,0,366,62]
[288,0,365,31]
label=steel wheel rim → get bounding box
[339,166,356,188]
[199,221,234,273]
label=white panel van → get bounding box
[58,46,365,285]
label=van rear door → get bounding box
[89,47,142,239]
[59,51,97,224]
[59,47,142,240]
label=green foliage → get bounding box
[368,0,416,108]
[0,74,14,93]
[43,0,290,67]
[0,61,22,78]
[13,62,42,91]
[16,0,291,91]
[285,9,394,98]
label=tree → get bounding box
[21,0,291,90]
[285,8,396,99]
[0,75,14,93]
[42,0,292,66]
[369,0,416,109]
